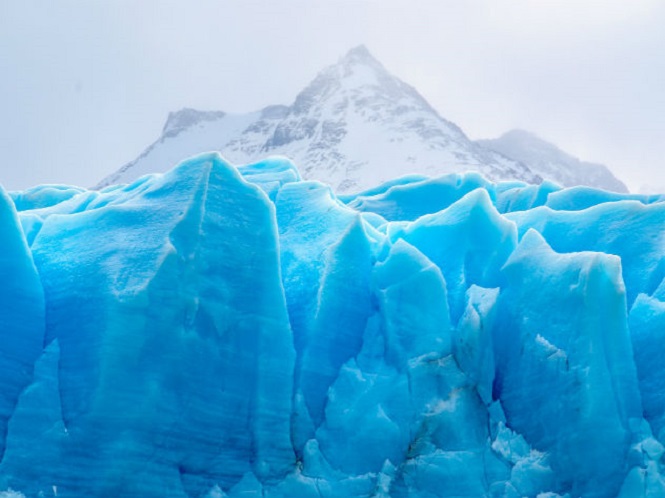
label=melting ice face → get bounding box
[0,153,664,497]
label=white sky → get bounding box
[1,0,663,192]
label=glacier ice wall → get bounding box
[1,153,664,497]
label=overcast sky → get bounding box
[1,0,664,192]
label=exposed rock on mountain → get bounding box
[98,46,626,194]
[97,46,540,192]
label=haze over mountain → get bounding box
[98,46,626,193]
[478,130,628,193]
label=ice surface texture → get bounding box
[1,153,664,497]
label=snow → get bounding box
[1,152,664,496]
[95,46,541,193]
[478,129,628,193]
[96,49,627,196]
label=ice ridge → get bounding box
[1,153,664,497]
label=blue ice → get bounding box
[0,153,664,497]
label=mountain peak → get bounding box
[337,44,387,78]
[341,45,376,64]
[500,129,538,141]
[290,45,391,114]
[98,48,584,193]
[497,129,580,159]
[479,129,628,193]
[162,108,226,138]
[290,44,430,118]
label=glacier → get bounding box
[1,153,664,497]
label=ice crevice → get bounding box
[0,152,664,497]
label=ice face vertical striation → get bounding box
[0,190,45,462]
[1,153,664,497]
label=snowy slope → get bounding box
[478,129,628,193]
[97,46,540,192]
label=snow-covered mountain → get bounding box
[97,46,626,193]
[477,129,628,193]
[97,46,540,192]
